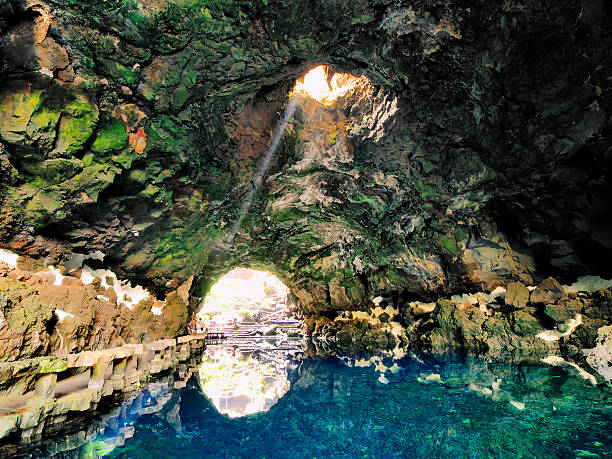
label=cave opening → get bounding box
[194,268,302,337]
[292,64,368,105]
[193,270,304,418]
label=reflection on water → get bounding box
[198,339,303,418]
[3,343,611,458]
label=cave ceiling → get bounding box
[0,0,610,312]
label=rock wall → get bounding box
[0,258,193,361]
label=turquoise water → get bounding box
[72,343,611,459]
[12,342,609,458]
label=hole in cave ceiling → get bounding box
[293,64,368,106]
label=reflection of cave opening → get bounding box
[197,343,303,418]
[196,268,301,336]
[293,65,368,106]
[196,268,305,417]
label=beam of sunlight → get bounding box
[226,99,297,243]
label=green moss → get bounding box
[172,85,191,109]
[438,233,459,256]
[52,95,99,156]
[101,59,139,86]
[68,163,120,201]
[0,86,44,144]
[102,37,115,53]
[289,38,321,57]
[111,148,137,169]
[511,311,544,337]
[129,169,148,183]
[454,228,468,243]
[329,132,338,146]
[25,191,65,223]
[82,152,95,167]
[91,118,129,153]
[146,115,190,156]
[24,158,83,185]
[270,207,305,223]
[38,358,68,373]
[141,184,161,198]
[27,107,62,150]
[413,176,445,202]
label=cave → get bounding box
[0,0,611,455]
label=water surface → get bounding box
[18,341,612,458]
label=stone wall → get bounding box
[0,334,207,442]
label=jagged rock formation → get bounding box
[0,260,191,361]
[0,0,610,350]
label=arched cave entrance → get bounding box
[194,268,301,337]
[194,267,304,418]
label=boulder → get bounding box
[543,298,580,323]
[584,288,612,321]
[411,302,437,315]
[431,300,487,348]
[328,281,352,309]
[511,310,543,337]
[505,282,530,309]
[530,277,565,305]
[461,239,535,289]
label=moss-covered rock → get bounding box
[0,82,58,151]
[91,118,129,154]
[511,310,544,337]
[51,93,99,156]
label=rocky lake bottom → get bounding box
[5,339,610,459]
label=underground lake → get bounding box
[2,340,610,458]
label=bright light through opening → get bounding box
[196,268,301,418]
[197,268,290,328]
[293,65,366,106]
[198,346,292,418]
